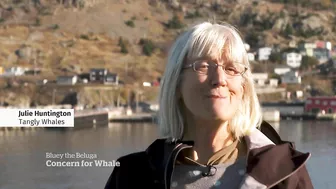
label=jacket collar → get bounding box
[241,128,311,188]
[146,126,311,189]
[245,128,275,152]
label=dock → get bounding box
[109,112,157,123]
[316,113,336,121]
[74,110,109,128]
[280,113,336,120]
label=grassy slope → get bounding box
[0,0,335,106]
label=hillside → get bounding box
[0,0,335,106]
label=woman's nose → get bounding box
[210,67,228,87]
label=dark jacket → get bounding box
[105,121,313,189]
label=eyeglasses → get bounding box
[183,59,248,77]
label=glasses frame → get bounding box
[183,60,248,77]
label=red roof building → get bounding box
[304,96,336,114]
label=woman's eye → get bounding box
[226,67,239,74]
[197,62,209,69]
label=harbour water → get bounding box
[0,120,335,189]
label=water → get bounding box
[0,121,335,189]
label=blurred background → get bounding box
[0,0,335,188]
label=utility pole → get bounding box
[117,92,120,107]
[111,92,114,107]
[99,91,102,107]
[136,90,139,113]
[52,89,56,105]
[127,88,130,107]
[34,53,36,76]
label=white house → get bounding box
[143,82,151,87]
[274,65,291,75]
[281,71,301,84]
[247,52,255,61]
[296,91,303,98]
[3,67,26,76]
[258,47,272,61]
[252,73,268,86]
[285,52,302,68]
[57,75,78,85]
[269,79,279,87]
[104,73,119,85]
[298,42,316,57]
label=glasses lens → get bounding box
[194,61,209,74]
[193,60,247,76]
[224,63,246,76]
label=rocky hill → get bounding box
[0,0,335,106]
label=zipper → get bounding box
[267,153,311,188]
[164,143,193,189]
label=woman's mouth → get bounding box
[207,95,227,99]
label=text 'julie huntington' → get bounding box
[18,110,72,118]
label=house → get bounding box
[247,52,255,61]
[104,73,118,85]
[305,96,336,114]
[315,40,326,48]
[24,68,41,75]
[313,48,330,64]
[296,91,303,98]
[252,73,268,86]
[36,79,48,85]
[298,42,316,57]
[258,47,272,61]
[143,82,152,87]
[3,67,26,76]
[151,81,160,86]
[90,68,108,83]
[281,71,301,84]
[285,52,302,68]
[78,73,90,83]
[57,75,78,85]
[274,65,291,75]
[269,79,279,87]
[315,40,332,51]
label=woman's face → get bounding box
[179,57,245,121]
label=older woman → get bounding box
[105,22,313,189]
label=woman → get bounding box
[105,22,313,189]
